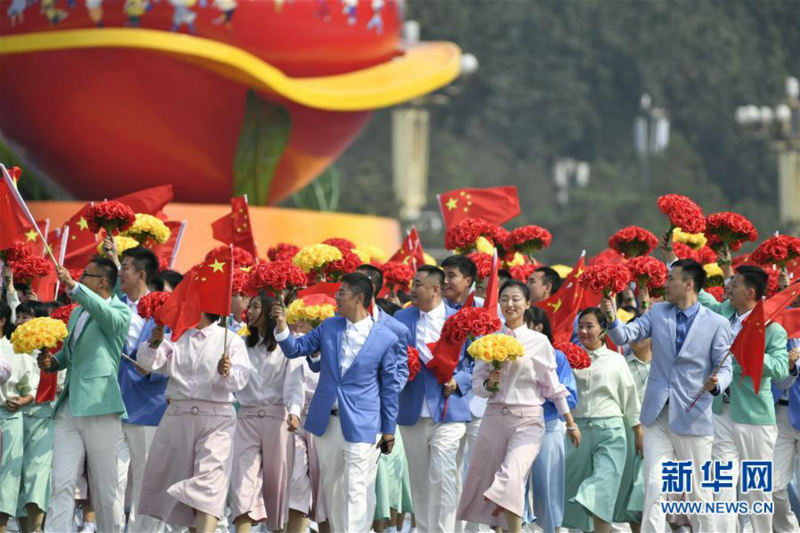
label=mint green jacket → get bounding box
[698,290,789,425]
[49,284,131,418]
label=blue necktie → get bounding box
[675,311,688,354]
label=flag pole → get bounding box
[53,225,70,299]
[169,220,187,269]
[684,350,732,413]
[1,164,58,266]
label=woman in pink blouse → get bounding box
[457,281,581,533]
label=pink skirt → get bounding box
[138,400,236,527]
[229,404,294,530]
[288,404,326,522]
[457,404,545,529]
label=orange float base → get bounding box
[29,201,401,272]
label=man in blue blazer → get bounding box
[772,338,800,532]
[112,245,168,533]
[272,272,401,533]
[394,265,473,533]
[605,259,733,533]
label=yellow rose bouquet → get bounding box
[11,317,68,355]
[97,235,139,256]
[467,333,524,370]
[292,244,343,281]
[286,294,337,328]
[672,227,707,251]
[122,213,171,246]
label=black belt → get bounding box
[331,409,339,416]
[778,399,789,406]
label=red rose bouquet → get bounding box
[704,212,758,264]
[657,194,706,248]
[267,243,300,262]
[205,245,255,270]
[245,261,307,298]
[751,235,800,269]
[50,303,78,325]
[232,268,248,295]
[322,238,356,253]
[505,225,553,257]
[86,201,136,235]
[554,341,591,370]
[509,263,537,282]
[322,252,362,281]
[10,255,52,285]
[380,261,415,294]
[705,285,725,302]
[407,346,422,382]
[672,242,717,265]
[137,292,171,326]
[766,267,781,298]
[441,307,502,346]
[0,241,32,263]
[608,226,658,258]
[488,225,511,257]
[466,252,493,280]
[578,263,631,297]
[626,256,668,289]
[444,218,496,253]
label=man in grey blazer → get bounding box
[603,259,733,533]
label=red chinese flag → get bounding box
[388,227,425,269]
[730,299,767,394]
[35,369,58,403]
[298,282,341,301]
[437,186,520,231]
[536,253,587,344]
[155,249,234,340]
[151,220,185,270]
[0,168,35,249]
[773,308,800,338]
[212,196,258,258]
[483,250,499,319]
[764,283,800,321]
[116,184,173,217]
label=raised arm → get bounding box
[67,282,131,341]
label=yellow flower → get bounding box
[97,235,139,256]
[360,244,387,263]
[286,299,336,326]
[704,262,725,286]
[423,252,437,266]
[292,244,343,273]
[351,248,370,263]
[467,333,524,368]
[475,236,495,255]
[122,213,171,245]
[550,264,573,278]
[504,252,526,267]
[11,317,68,354]
[672,227,707,250]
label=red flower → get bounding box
[441,307,502,345]
[407,346,422,382]
[554,342,591,370]
[10,255,52,285]
[380,261,415,293]
[505,225,553,256]
[705,212,758,254]
[705,285,725,302]
[0,240,32,263]
[751,235,800,268]
[137,292,171,326]
[466,252,493,280]
[50,303,78,325]
[205,245,255,269]
[578,263,631,296]
[487,225,511,256]
[608,226,658,258]
[626,256,668,288]
[232,268,248,295]
[245,261,307,297]
[672,242,717,265]
[657,194,706,234]
[267,243,300,262]
[85,201,136,235]
[444,218,496,252]
[322,252,362,281]
[766,268,781,298]
[509,263,537,282]
[589,248,625,266]
[322,238,356,254]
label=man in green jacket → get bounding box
[38,259,131,533]
[697,265,788,533]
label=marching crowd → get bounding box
[1,229,799,533]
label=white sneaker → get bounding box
[79,523,97,533]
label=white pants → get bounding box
[400,418,467,533]
[773,404,800,533]
[123,423,164,533]
[46,403,129,533]
[456,417,489,533]
[712,407,778,533]
[315,416,380,533]
[641,407,715,533]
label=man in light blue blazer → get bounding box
[771,337,800,532]
[271,273,400,533]
[394,265,473,533]
[604,258,733,533]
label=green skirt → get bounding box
[0,410,24,516]
[563,417,627,532]
[17,403,55,516]
[612,424,644,523]
[373,429,413,521]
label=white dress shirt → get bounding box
[236,339,305,417]
[472,325,571,414]
[415,301,447,418]
[137,323,253,403]
[121,292,148,354]
[730,308,752,337]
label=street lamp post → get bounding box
[552,158,590,206]
[735,76,800,235]
[634,94,670,189]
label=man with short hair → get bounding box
[271,273,401,533]
[527,266,561,304]
[39,260,132,533]
[603,258,733,533]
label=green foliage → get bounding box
[334,0,799,262]
[290,164,342,212]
